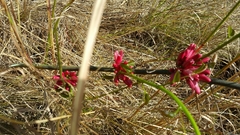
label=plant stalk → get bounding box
[127,73,201,135]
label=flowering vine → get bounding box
[113,50,133,87]
[170,43,211,94]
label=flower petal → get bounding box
[186,78,201,94]
[53,71,78,91]
[114,50,124,66]
[201,57,210,63]
[123,77,133,87]
[201,69,211,75]
[199,74,211,82]
[53,75,60,80]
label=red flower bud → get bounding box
[113,50,133,87]
[53,71,78,91]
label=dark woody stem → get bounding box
[9,63,240,90]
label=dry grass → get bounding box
[0,0,240,134]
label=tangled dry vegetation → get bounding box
[0,0,240,134]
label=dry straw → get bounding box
[70,0,107,134]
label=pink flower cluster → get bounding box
[53,71,78,91]
[170,43,211,94]
[113,50,133,87]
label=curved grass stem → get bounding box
[126,73,201,135]
[202,32,240,58]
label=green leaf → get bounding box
[194,64,207,74]
[143,90,150,104]
[121,63,133,73]
[127,61,135,67]
[172,70,181,83]
[208,62,216,69]
[228,26,235,38]
[60,91,70,98]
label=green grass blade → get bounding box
[201,1,240,46]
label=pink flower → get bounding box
[170,43,211,94]
[114,50,123,67]
[53,71,78,91]
[113,50,133,87]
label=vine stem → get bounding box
[127,73,201,135]
[9,63,240,90]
